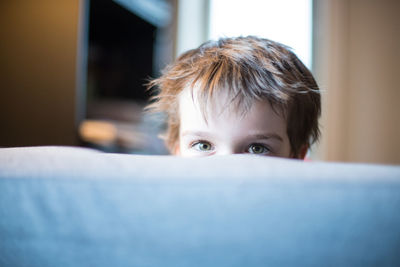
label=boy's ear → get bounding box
[173,143,180,155]
[298,145,309,160]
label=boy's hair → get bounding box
[146,36,321,157]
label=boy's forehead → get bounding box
[178,85,243,119]
[178,85,289,143]
[178,85,285,121]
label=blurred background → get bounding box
[0,0,399,164]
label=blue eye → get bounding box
[192,141,213,151]
[248,144,270,155]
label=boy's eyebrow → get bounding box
[181,131,283,142]
[181,131,213,138]
[247,133,283,142]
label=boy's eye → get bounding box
[192,141,213,152]
[248,144,270,155]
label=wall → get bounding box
[175,0,209,58]
[314,0,400,164]
[0,0,85,147]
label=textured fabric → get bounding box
[0,146,400,267]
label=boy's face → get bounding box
[176,87,294,158]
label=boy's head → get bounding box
[147,36,320,158]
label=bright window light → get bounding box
[209,0,312,68]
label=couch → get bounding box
[1,146,399,266]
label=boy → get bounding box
[146,36,320,159]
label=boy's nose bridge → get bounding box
[216,144,241,155]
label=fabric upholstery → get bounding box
[0,146,399,266]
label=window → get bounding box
[208,0,312,68]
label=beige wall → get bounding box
[0,1,85,146]
[314,0,400,164]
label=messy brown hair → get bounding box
[146,36,320,157]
